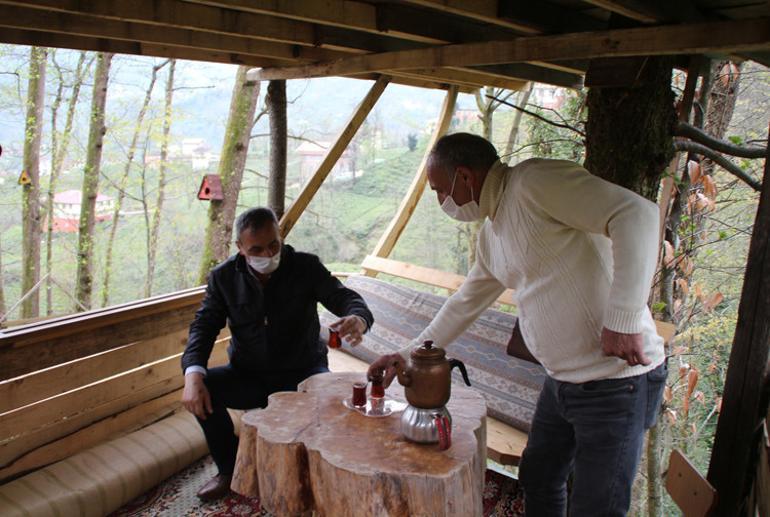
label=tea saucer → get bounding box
[342,397,406,418]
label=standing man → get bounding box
[183,207,373,501]
[368,133,666,516]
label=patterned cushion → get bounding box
[321,275,546,432]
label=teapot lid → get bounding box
[410,340,446,361]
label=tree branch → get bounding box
[675,121,766,158]
[487,94,585,136]
[673,140,762,191]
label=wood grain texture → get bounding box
[232,371,487,516]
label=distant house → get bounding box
[52,190,114,232]
[296,141,357,182]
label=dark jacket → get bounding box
[181,245,374,374]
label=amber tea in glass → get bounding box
[370,373,385,398]
[352,382,367,407]
[328,329,342,349]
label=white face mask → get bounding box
[440,171,482,222]
[246,251,281,274]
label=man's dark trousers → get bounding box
[519,362,667,516]
[196,363,330,476]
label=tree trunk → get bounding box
[45,51,88,315]
[503,83,533,159]
[701,61,742,177]
[585,57,677,202]
[20,46,46,319]
[267,79,287,219]
[146,59,176,298]
[584,56,677,516]
[198,66,260,283]
[101,60,166,306]
[0,233,6,321]
[74,52,113,311]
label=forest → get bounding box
[0,44,768,515]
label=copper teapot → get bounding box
[397,340,471,409]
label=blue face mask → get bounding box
[440,171,482,222]
[246,250,281,274]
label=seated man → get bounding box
[181,207,373,500]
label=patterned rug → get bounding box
[111,456,524,516]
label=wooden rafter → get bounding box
[0,0,564,88]
[251,17,770,81]
[279,76,390,238]
[368,86,458,263]
[580,0,706,24]
[395,0,542,34]
[0,4,340,62]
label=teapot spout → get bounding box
[448,359,471,386]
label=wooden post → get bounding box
[279,75,389,238]
[367,85,458,267]
[707,123,770,514]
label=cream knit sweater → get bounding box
[408,158,665,383]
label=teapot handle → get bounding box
[448,358,471,386]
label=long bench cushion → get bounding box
[0,412,207,517]
[321,275,546,432]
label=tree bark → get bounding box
[45,51,88,315]
[503,83,533,159]
[146,59,176,298]
[0,233,6,321]
[75,52,113,311]
[101,60,166,306]
[585,57,677,202]
[701,61,742,177]
[267,79,287,219]
[21,46,47,319]
[198,66,260,283]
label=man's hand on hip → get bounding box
[182,372,213,420]
[330,315,367,346]
[601,327,650,367]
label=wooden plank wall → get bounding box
[0,289,223,483]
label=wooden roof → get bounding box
[0,1,768,91]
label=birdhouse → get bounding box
[18,170,31,186]
[197,174,223,201]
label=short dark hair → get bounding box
[429,133,499,175]
[235,207,278,239]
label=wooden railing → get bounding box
[0,288,229,483]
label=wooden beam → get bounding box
[707,124,770,514]
[0,0,316,46]
[397,68,527,91]
[279,76,390,238]
[0,304,197,381]
[0,28,291,71]
[0,4,340,62]
[250,17,770,81]
[0,344,228,451]
[369,86,457,261]
[581,0,707,24]
[0,391,183,482]
[396,0,541,34]
[361,255,516,307]
[466,64,584,89]
[0,329,190,414]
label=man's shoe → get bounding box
[196,474,233,501]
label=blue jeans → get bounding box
[197,363,330,475]
[519,362,667,517]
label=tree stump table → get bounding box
[231,371,487,517]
